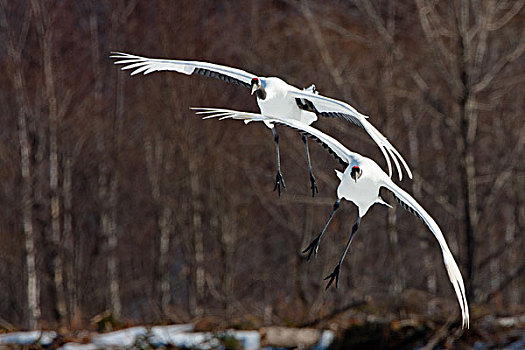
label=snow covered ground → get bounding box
[0,324,334,349]
[0,330,57,347]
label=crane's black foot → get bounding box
[310,174,319,197]
[324,263,341,290]
[302,236,321,261]
[273,170,286,197]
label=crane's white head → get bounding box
[350,166,362,183]
[251,78,266,100]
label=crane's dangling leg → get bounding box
[272,127,286,196]
[303,198,341,260]
[302,135,319,197]
[325,216,362,289]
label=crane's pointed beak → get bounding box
[251,85,257,95]
[350,166,361,183]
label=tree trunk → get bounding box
[14,60,40,330]
[19,106,41,330]
[144,135,173,314]
[30,0,67,323]
[384,0,405,303]
[98,156,122,319]
[62,154,78,324]
[108,175,121,319]
[188,155,204,317]
[97,81,123,320]
[1,1,42,327]
[159,206,172,313]
[457,13,479,299]
[105,72,124,319]
[217,175,235,320]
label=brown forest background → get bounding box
[0,0,524,332]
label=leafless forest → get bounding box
[0,0,523,339]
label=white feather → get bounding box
[196,107,469,328]
[113,52,412,181]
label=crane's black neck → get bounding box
[254,88,266,100]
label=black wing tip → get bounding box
[386,189,423,221]
[319,112,364,129]
[193,68,250,89]
[275,124,348,167]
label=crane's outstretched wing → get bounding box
[291,90,412,181]
[192,107,360,167]
[194,107,469,328]
[111,52,255,89]
[381,178,469,328]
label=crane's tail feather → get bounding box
[191,107,265,123]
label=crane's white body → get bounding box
[335,160,388,217]
[256,77,317,127]
[111,52,411,180]
[194,107,469,329]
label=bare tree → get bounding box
[415,0,525,300]
[0,0,523,332]
[29,0,76,323]
[144,133,174,315]
[0,0,41,329]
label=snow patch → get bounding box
[0,325,332,350]
[0,330,56,346]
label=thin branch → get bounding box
[413,173,460,219]
[122,0,139,22]
[0,0,34,117]
[225,151,299,233]
[477,122,525,227]
[354,0,392,43]
[298,0,346,93]
[490,73,525,91]
[415,0,461,93]
[319,20,369,46]
[489,0,525,31]
[476,232,523,270]
[473,38,525,93]
[57,90,74,119]
[17,6,32,51]
[297,298,367,327]
[331,0,453,124]
[478,262,525,304]
[471,2,496,80]
[422,320,459,350]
